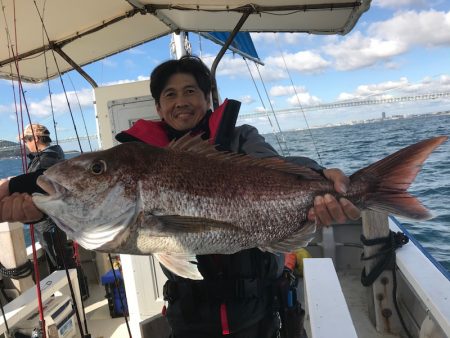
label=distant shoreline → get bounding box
[269,110,450,134]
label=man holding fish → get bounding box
[0,56,361,337]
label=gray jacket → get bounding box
[231,124,323,171]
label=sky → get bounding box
[1,0,450,151]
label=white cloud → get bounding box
[323,10,450,71]
[101,79,137,86]
[216,57,248,78]
[202,53,286,82]
[264,51,330,74]
[250,32,303,45]
[336,75,450,101]
[100,59,118,68]
[287,92,321,106]
[370,10,450,47]
[126,47,146,55]
[28,88,94,118]
[239,95,254,104]
[374,0,428,9]
[137,75,150,81]
[0,103,13,114]
[323,32,407,71]
[269,85,307,97]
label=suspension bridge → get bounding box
[237,91,450,119]
[1,91,449,157]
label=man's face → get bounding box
[156,73,210,131]
[22,135,38,152]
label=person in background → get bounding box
[0,56,360,337]
[0,124,70,273]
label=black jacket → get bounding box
[9,144,65,195]
[117,106,323,336]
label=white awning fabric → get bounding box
[0,0,371,83]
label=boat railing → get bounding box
[389,217,450,337]
[303,257,357,338]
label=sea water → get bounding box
[265,114,450,272]
[0,114,449,272]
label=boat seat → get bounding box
[303,258,357,338]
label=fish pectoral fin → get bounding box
[154,214,237,233]
[259,223,317,253]
[154,253,203,280]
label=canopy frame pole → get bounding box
[210,11,251,109]
[52,45,98,88]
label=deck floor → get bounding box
[76,283,130,338]
[337,270,398,338]
[78,270,401,338]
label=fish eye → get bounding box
[90,160,106,175]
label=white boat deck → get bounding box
[338,270,398,338]
[78,283,130,338]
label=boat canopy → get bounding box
[0,0,371,84]
[200,32,262,65]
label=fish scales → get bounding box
[32,135,448,279]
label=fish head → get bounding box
[32,143,146,250]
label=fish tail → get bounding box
[349,136,448,220]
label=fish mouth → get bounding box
[36,175,67,199]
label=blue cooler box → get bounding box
[101,269,128,318]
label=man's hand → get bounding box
[307,168,361,226]
[0,178,10,201]
[0,193,44,224]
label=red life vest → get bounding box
[115,99,241,149]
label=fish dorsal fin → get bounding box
[168,133,323,179]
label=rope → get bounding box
[29,224,47,338]
[0,260,33,279]
[53,229,89,337]
[33,0,84,154]
[0,0,27,171]
[243,58,288,155]
[67,73,93,151]
[360,230,412,338]
[41,2,60,146]
[274,34,322,165]
[254,62,290,156]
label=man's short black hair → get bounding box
[150,55,211,105]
